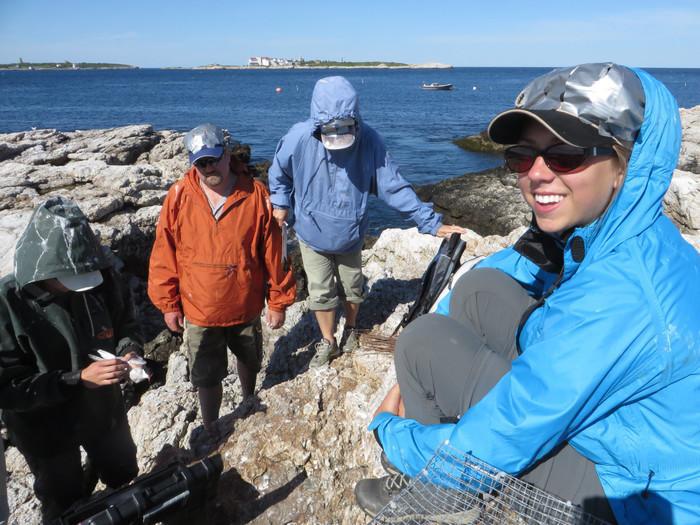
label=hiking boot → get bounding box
[354,472,411,517]
[340,326,360,353]
[309,338,340,368]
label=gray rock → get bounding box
[683,233,700,251]
[665,169,700,233]
[0,129,70,163]
[67,125,160,165]
[0,162,36,186]
[165,351,190,385]
[17,142,74,166]
[39,186,125,222]
[0,142,34,163]
[0,209,33,278]
[139,130,187,163]
[679,106,700,174]
[4,446,39,524]
[416,167,531,236]
[453,131,505,153]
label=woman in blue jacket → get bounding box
[356,63,700,524]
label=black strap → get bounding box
[400,232,466,329]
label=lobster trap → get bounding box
[371,445,611,525]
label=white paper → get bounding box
[88,349,150,383]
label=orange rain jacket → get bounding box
[148,168,296,327]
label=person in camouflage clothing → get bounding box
[0,197,142,522]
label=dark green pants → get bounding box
[395,268,616,523]
[184,317,263,388]
[22,415,138,523]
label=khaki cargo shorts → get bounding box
[183,317,263,388]
[298,239,366,311]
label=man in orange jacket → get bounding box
[148,123,296,437]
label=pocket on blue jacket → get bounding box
[300,209,362,253]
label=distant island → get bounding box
[0,60,137,70]
[187,60,452,70]
[1,57,450,71]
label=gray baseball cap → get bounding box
[184,123,227,164]
[57,270,104,292]
[488,63,645,148]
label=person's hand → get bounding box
[164,311,184,333]
[374,384,405,418]
[121,352,152,382]
[80,359,130,389]
[265,309,285,329]
[272,208,288,228]
[436,224,467,238]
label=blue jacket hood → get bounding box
[568,67,681,269]
[310,76,361,127]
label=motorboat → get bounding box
[421,82,453,90]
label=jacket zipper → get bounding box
[191,261,238,278]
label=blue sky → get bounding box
[1,0,698,68]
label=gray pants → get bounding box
[395,268,615,522]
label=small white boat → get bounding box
[421,82,453,91]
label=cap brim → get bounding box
[188,146,224,165]
[487,109,613,148]
[57,270,104,292]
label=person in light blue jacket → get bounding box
[269,76,464,367]
[356,64,700,524]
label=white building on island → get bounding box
[248,56,301,67]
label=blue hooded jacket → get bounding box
[370,69,700,524]
[268,76,442,254]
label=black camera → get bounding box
[54,455,223,525]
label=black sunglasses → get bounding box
[194,155,222,169]
[504,144,616,174]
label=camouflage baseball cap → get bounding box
[184,123,227,165]
[488,63,645,147]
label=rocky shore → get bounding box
[1,107,699,524]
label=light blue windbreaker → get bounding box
[370,69,700,524]
[268,76,442,254]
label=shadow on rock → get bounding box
[262,309,320,390]
[151,443,195,470]
[189,395,268,459]
[216,396,268,443]
[216,469,308,525]
[356,276,421,329]
[262,276,420,390]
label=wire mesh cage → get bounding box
[370,444,612,525]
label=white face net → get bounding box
[320,118,357,150]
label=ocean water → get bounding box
[2,67,699,232]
